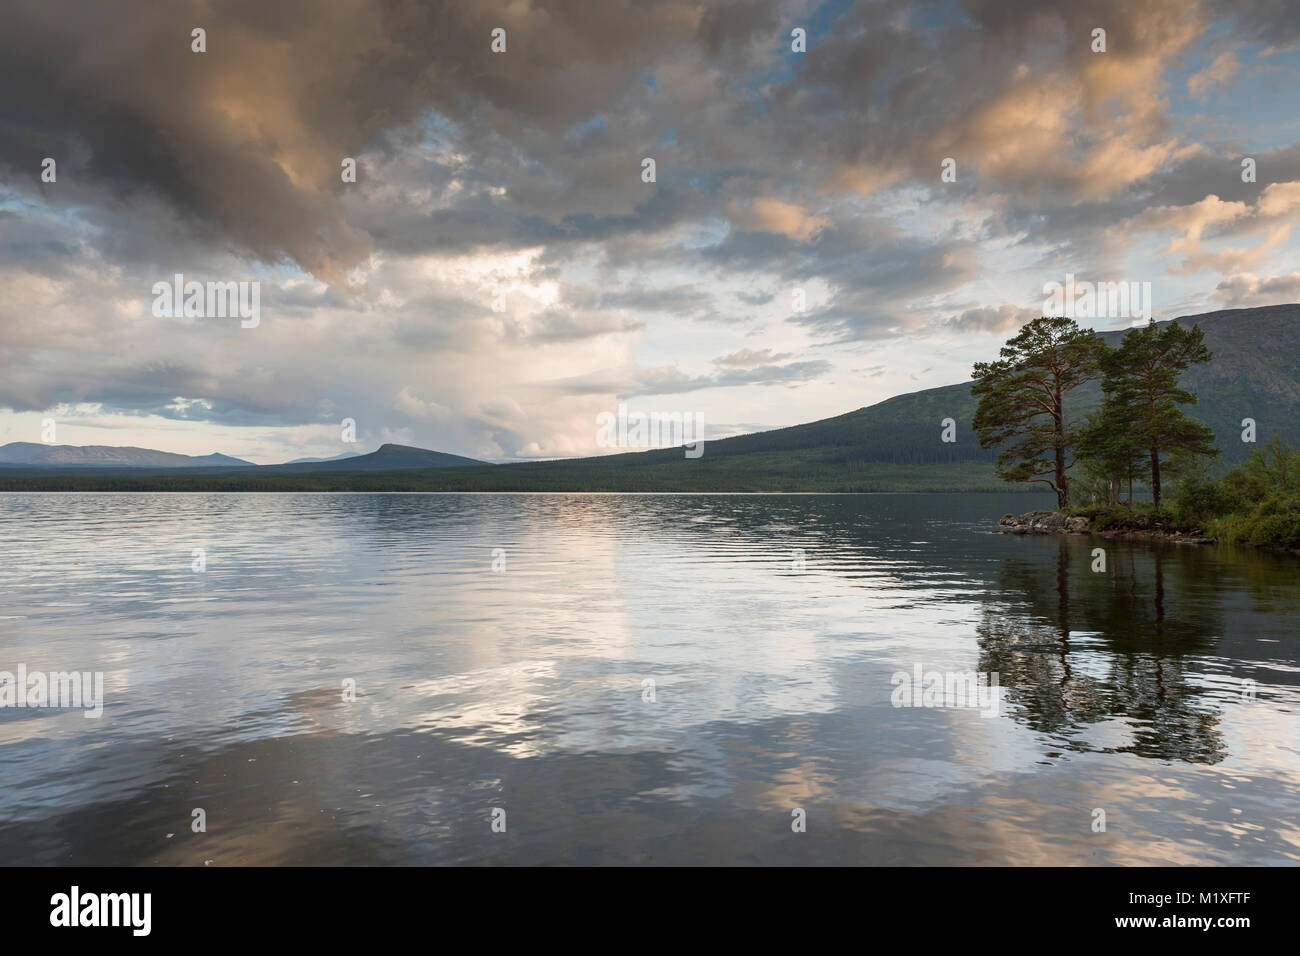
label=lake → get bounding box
[1,492,1297,865]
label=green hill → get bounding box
[2,304,1295,493]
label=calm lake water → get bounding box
[1,492,1297,866]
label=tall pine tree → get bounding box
[971,317,1103,508]
[1098,320,1217,508]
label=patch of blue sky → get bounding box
[408,111,468,159]
[667,217,731,251]
[570,113,609,136]
[742,0,862,92]
[652,122,682,148]
[252,261,311,284]
[0,188,97,232]
[416,111,456,139]
[807,0,866,41]
[905,0,969,32]
[1164,28,1300,151]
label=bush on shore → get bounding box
[1068,503,1188,534]
[1171,437,1300,548]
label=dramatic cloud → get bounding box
[2,0,1299,461]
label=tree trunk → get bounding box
[1150,445,1161,509]
[1053,389,1068,509]
[1108,475,1119,506]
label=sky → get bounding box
[2,0,1300,464]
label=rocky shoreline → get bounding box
[997,510,1217,545]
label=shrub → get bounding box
[1172,474,1230,526]
[1244,511,1300,548]
[1224,436,1300,501]
[1089,507,1126,531]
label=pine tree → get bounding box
[1077,397,1144,506]
[971,317,1103,508]
[1100,320,1218,508]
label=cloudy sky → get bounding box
[2,0,1300,464]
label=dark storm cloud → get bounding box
[0,0,743,279]
[0,0,1233,282]
[2,0,1271,303]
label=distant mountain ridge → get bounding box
[283,452,363,464]
[0,442,255,468]
[263,444,484,472]
[0,441,486,475]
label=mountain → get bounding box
[378,302,1296,491]
[262,444,484,472]
[282,451,364,464]
[0,442,482,475]
[0,443,256,468]
[196,453,255,466]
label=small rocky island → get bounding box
[998,511,1090,535]
[997,510,1216,545]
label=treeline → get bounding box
[0,458,1015,494]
